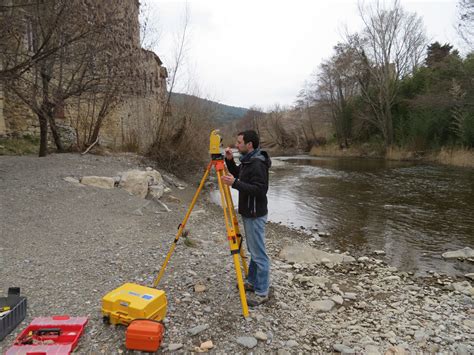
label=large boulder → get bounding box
[442,247,474,260]
[80,176,115,189]
[119,169,164,198]
[148,184,164,200]
[279,244,355,265]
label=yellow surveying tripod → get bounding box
[153,130,250,317]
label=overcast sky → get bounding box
[143,0,462,110]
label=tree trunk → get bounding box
[39,63,52,156]
[38,113,48,157]
[48,115,65,152]
[89,97,111,146]
[385,100,394,147]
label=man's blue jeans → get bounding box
[242,214,270,297]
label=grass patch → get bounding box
[430,147,474,168]
[309,142,385,158]
[0,136,39,156]
[310,142,474,168]
[385,146,416,161]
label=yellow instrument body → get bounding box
[209,129,222,155]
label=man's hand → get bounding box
[221,174,235,186]
[224,147,234,160]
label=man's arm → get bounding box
[225,158,240,177]
[224,148,240,177]
[232,161,267,197]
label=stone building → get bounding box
[0,0,168,152]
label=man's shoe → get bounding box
[236,282,254,292]
[244,282,254,292]
[246,293,269,307]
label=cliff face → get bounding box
[0,0,168,152]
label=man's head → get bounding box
[236,130,260,154]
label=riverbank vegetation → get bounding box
[296,1,474,157]
[310,144,474,168]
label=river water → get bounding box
[212,156,474,276]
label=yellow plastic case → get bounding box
[101,283,167,325]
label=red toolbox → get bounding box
[6,316,88,355]
[125,319,165,352]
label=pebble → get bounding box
[331,295,344,305]
[462,319,474,329]
[188,324,209,336]
[236,336,257,349]
[310,300,335,312]
[343,292,357,300]
[168,343,183,351]
[194,284,206,292]
[254,331,268,341]
[385,345,406,354]
[286,340,298,347]
[364,344,380,354]
[200,340,213,350]
[456,344,471,355]
[333,343,355,353]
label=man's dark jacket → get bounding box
[225,148,271,218]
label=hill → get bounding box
[171,92,248,124]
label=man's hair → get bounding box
[238,130,260,149]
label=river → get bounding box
[211,156,474,276]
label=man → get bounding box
[221,130,271,307]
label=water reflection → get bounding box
[269,156,474,275]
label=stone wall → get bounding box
[3,89,38,137]
[0,0,168,151]
[87,50,168,151]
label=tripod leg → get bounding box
[216,169,249,317]
[222,176,248,277]
[153,163,212,288]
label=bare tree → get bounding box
[295,80,321,144]
[2,0,131,156]
[3,1,97,155]
[155,1,190,147]
[457,0,474,48]
[317,43,359,147]
[0,1,93,82]
[148,91,215,174]
[347,0,426,146]
[71,6,140,150]
[139,0,161,51]
[236,105,265,135]
[265,104,295,149]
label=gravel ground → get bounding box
[0,153,472,354]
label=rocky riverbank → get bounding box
[0,153,472,353]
